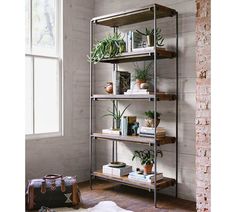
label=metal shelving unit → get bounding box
[89,4,178,207]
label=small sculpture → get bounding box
[132,122,139,136]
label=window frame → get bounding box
[25,0,63,140]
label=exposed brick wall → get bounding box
[196,0,211,211]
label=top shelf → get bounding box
[91,4,177,27]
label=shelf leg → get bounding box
[89,20,94,191]
[90,137,93,190]
[153,4,157,208]
[175,12,179,199]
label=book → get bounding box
[124,89,149,95]
[140,127,166,134]
[121,116,128,136]
[128,172,163,183]
[132,47,165,52]
[116,71,131,94]
[140,127,156,134]
[103,164,132,177]
[127,31,132,52]
[102,129,121,135]
[132,46,154,52]
[127,116,137,135]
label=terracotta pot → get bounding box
[145,118,160,127]
[144,164,153,175]
[104,82,113,94]
[136,79,146,88]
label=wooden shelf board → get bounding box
[92,133,176,145]
[91,93,176,101]
[100,49,176,64]
[92,4,177,27]
[92,171,176,190]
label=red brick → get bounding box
[196,0,211,211]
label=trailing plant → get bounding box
[132,149,163,165]
[136,27,164,46]
[133,62,152,81]
[88,32,126,64]
[145,110,161,119]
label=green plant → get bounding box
[103,102,131,129]
[132,149,163,165]
[133,62,152,81]
[136,27,164,46]
[88,32,126,64]
[145,110,161,119]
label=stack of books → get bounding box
[102,164,132,177]
[124,89,149,95]
[139,127,166,138]
[102,129,121,135]
[128,172,163,183]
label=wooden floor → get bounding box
[79,179,196,212]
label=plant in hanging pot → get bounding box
[88,32,126,64]
[132,149,163,175]
[103,102,131,130]
[133,62,152,88]
[136,27,164,47]
[144,110,161,127]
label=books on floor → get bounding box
[102,164,132,177]
[139,127,166,138]
[128,171,163,183]
[102,129,121,135]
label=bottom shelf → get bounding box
[92,171,175,191]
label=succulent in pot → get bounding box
[132,149,163,175]
[144,110,161,127]
[136,27,164,47]
[133,62,152,88]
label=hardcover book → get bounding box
[127,116,137,135]
[116,71,131,94]
[102,129,121,135]
[121,116,128,136]
[128,172,163,183]
[103,164,132,177]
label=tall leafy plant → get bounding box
[103,102,131,129]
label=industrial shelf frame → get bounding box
[89,4,178,207]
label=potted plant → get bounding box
[132,149,163,175]
[133,62,152,88]
[88,32,126,64]
[136,27,164,47]
[144,110,161,127]
[103,102,131,130]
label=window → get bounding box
[25,0,62,137]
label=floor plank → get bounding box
[79,179,196,212]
